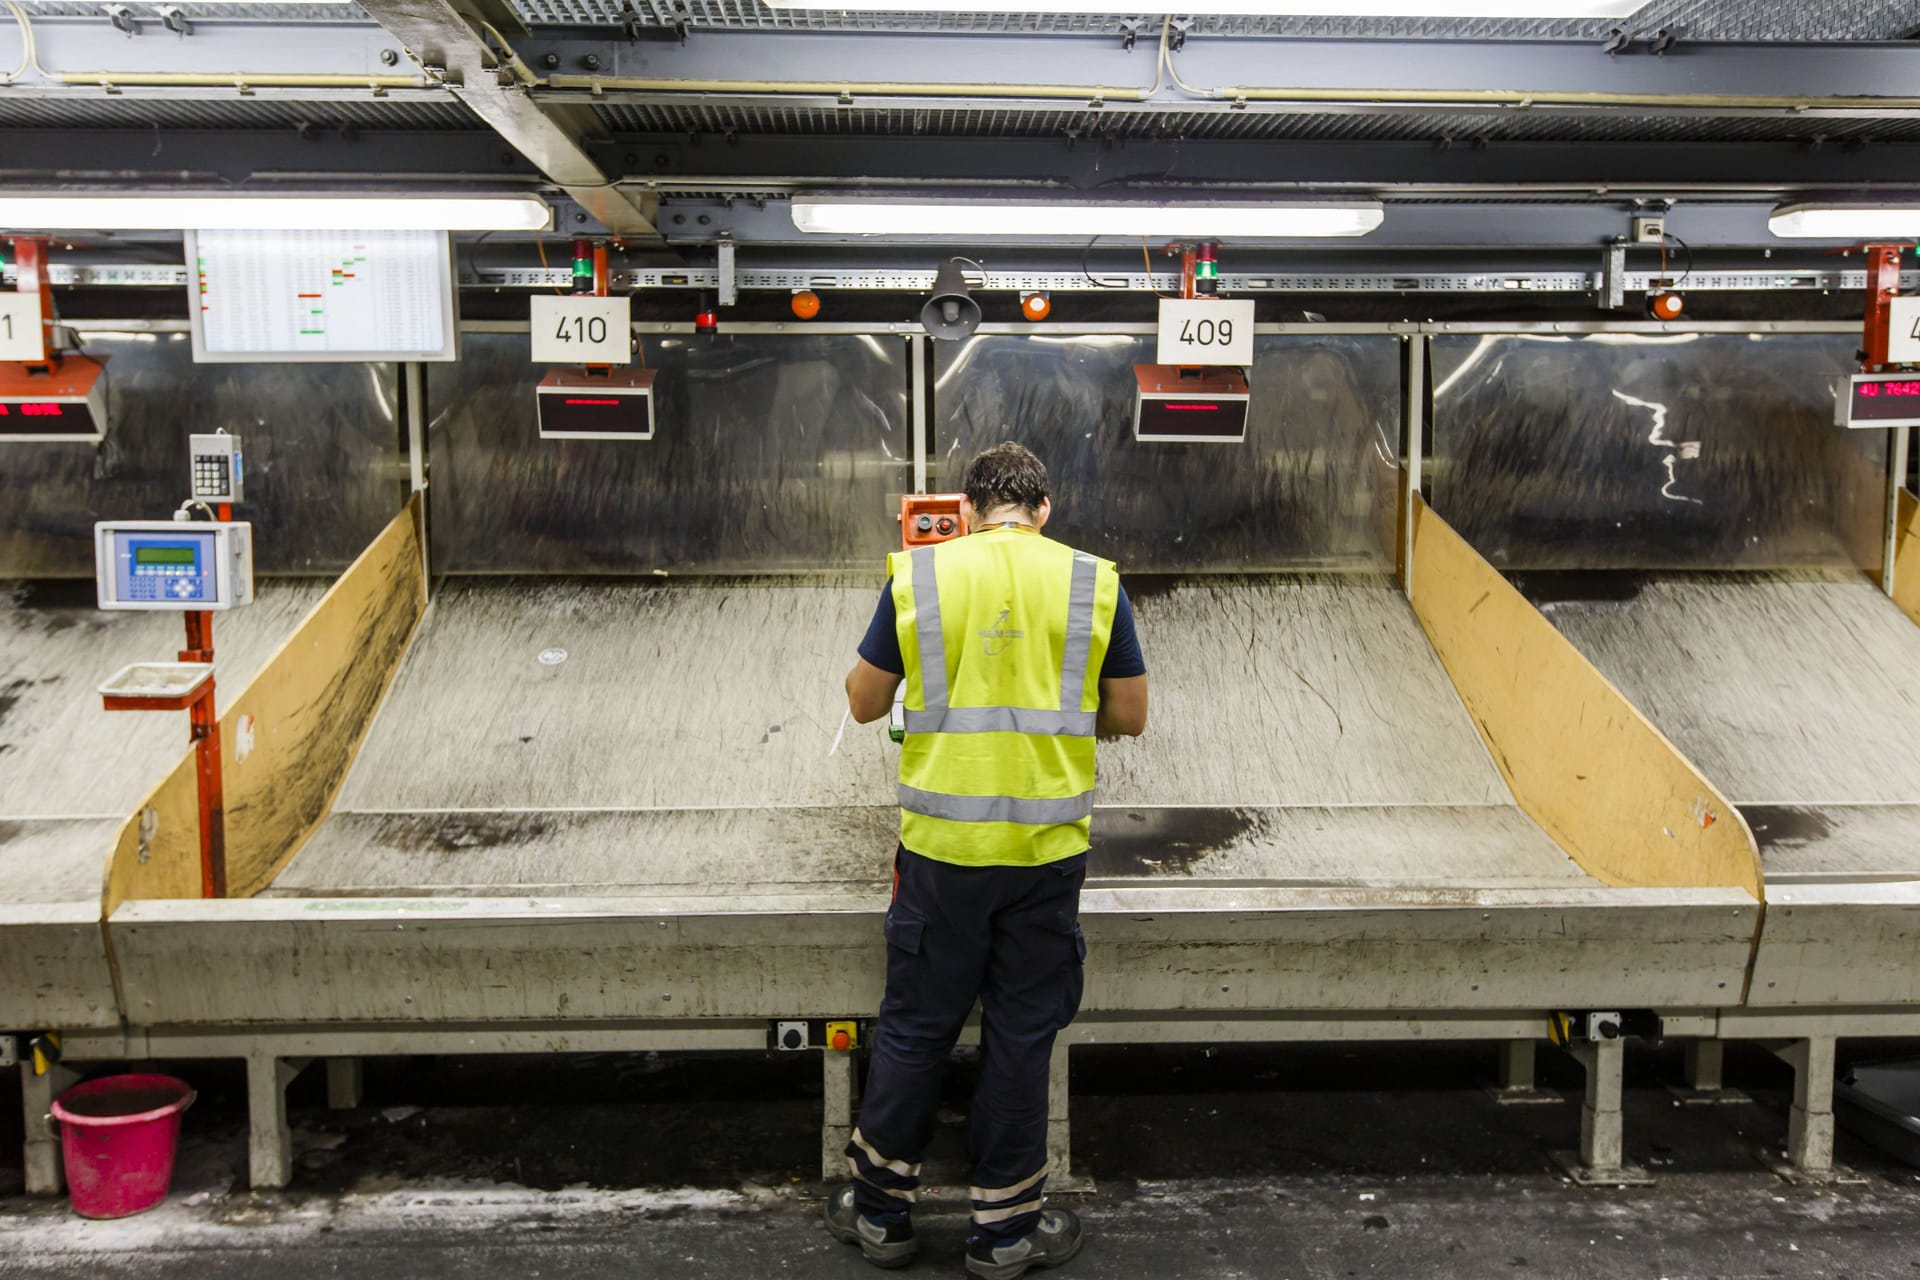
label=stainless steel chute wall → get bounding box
[0,330,403,578]
[930,333,1400,571]
[426,332,912,574]
[1429,332,1882,572]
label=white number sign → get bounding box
[1156,297,1254,366]
[1888,296,1920,366]
[0,293,45,362]
[531,295,632,365]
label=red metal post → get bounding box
[11,237,55,365]
[179,611,226,898]
[1862,243,1904,370]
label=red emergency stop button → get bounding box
[831,1029,851,1050]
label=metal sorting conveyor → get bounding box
[1432,330,1920,1011]
[98,330,1755,1033]
[1530,572,1920,1007]
[0,580,328,1026]
[268,572,1581,901]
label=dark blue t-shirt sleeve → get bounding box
[1100,585,1147,679]
[857,581,905,675]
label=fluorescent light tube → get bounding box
[1769,204,1920,239]
[792,198,1383,238]
[0,195,552,232]
[767,0,1639,13]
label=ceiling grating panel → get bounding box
[509,0,1920,40]
[591,101,1920,145]
[0,93,480,130]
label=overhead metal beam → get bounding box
[616,134,1920,194]
[0,128,533,185]
[517,30,1920,115]
[354,0,663,239]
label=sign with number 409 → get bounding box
[1156,298,1254,367]
[530,295,632,365]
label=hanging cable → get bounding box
[3,1,45,83]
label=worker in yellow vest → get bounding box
[829,442,1150,1279]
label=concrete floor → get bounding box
[3,1042,1919,1279]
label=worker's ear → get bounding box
[958,495,975,529]
[1034,497,1052,529]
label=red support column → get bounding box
[180,611,226,899]
[1862,243,1903,370]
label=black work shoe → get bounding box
[825,1184,919,1269]
[965,1207,1085,1279]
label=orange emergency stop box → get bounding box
[899,493,967,549]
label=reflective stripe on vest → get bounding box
[904,544,1101,741]
[897,784,1096,826]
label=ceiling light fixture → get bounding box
[0,194,552,232]
[1769,204,1920,239]
[793,197,1383,239]
[765,0,1640,14]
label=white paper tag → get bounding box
[0,293,45,361]
[1156,297,1254,366]
[530,294,632,365]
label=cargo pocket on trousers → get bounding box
[1040,912,1086,1027]
[884,906,927,994]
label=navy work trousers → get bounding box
[846,846,1087,1240]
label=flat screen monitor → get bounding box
[188,228,459,363]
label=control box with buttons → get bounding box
[768,1018,867,1052]
[95,520,255,612]
[898,493,967,549]
[189,432,244,504]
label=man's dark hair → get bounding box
[963,441,1050,516]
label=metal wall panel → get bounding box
[930,333,1398,571]
[0,331,403,577]
[1428,333,1885,571]
[429,333,910,573]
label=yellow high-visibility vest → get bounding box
[888,525,1121,867]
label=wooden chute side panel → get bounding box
[103,499,426,911]
[1408,496,1763,900]
[221,498,426,897]
[103,751,201,913]
[1887,489,1920,627]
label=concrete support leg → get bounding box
[821,1049,855,1183]
[247,1054,309,1190]
[1772,1037,1838,1175]
[1684,1039,1725,1093]
[1576,1039,1625,1172]
[1046,1039,1076,1189]
[1668,1037,1748,1106]
[21,1061,79,1196]
[325,1058,363,1111]
[1489,1039,1556,1104]
[1499,1039,1535,1092]
[1552,1039,1650,1185]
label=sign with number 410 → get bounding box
[530,295,632,365]
[1156,297,1254,367]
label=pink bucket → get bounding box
[51,1073,196,1219]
